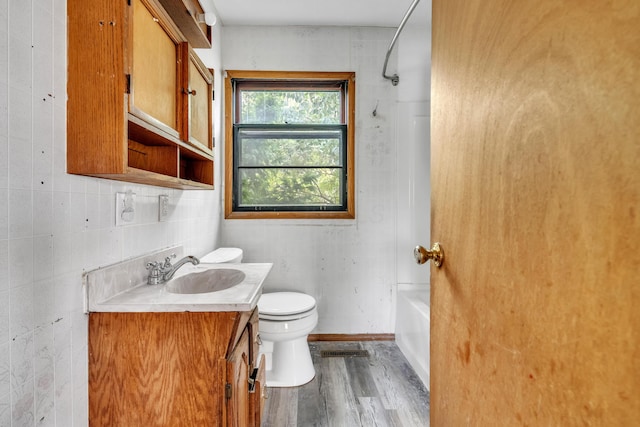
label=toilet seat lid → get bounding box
[259,292,316,316]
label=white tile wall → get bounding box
[396,1,431,287]
[0,0,223,424]
[221,26,401,334]
[394,1,432,385]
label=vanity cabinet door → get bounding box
[227,327,251,427]
[88,312,235,426]
[248,307,260,368]
[250,354,266,427]
[247,307,265,426]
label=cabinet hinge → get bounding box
[125,74,131,94]
[225,383,232,400]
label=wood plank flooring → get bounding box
[261,341,430,427]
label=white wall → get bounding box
[220,26,399,334]
[395,0,431,286]
[393,0,431,387]
[0,1,223,424]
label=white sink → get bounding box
[85,247,273,313]
[165,268,246,294]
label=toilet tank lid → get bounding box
[259,292,316,316]
[200,247,243,263]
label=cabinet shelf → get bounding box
[90,167,213,190]
[180,147,214,185]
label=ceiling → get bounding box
[207,0,429,28]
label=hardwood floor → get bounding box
[261,341,430,426]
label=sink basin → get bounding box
[165,268,246,294]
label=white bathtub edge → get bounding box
[395,283,430,390]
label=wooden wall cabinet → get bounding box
[158,0,211,48]
[68,0,214,189]
[88,308,266,426]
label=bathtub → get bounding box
[395,284,430,389]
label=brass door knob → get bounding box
[414,243,444,267]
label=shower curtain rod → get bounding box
[382,0,421,86]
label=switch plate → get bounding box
[159,194,169,221]
[115,191,136,226]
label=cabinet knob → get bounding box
[183,88,197,96]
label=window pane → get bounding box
[240,90,341,124]
[238,130,342,167]
[239,168,342,207]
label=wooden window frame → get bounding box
[224,70,356,219]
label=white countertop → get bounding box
[86,261,273,313]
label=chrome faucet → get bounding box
[146,254,200,285]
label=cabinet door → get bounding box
[227,327,251,427]
[130,0,183,139]
[250,355,267,427]
[247,307,260,369]
[184,50,214,153]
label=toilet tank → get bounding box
[200,248,243,263]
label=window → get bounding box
[225,71,355,219]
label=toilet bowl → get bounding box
[258,292,318,387]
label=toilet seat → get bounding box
[259,292,316,321]
[260,309,317,322]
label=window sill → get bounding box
[224,210,355,220]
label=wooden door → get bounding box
[430,1,639,425]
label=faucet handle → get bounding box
[162,254,177,270]
[146,261,162,285]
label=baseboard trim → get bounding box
[308,333,395,342]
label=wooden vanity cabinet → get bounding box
[68,0,214,189]
[88,308,265,426]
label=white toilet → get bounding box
[258,292,318,387]
[200,248,318,387]
[200,247,244,264]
